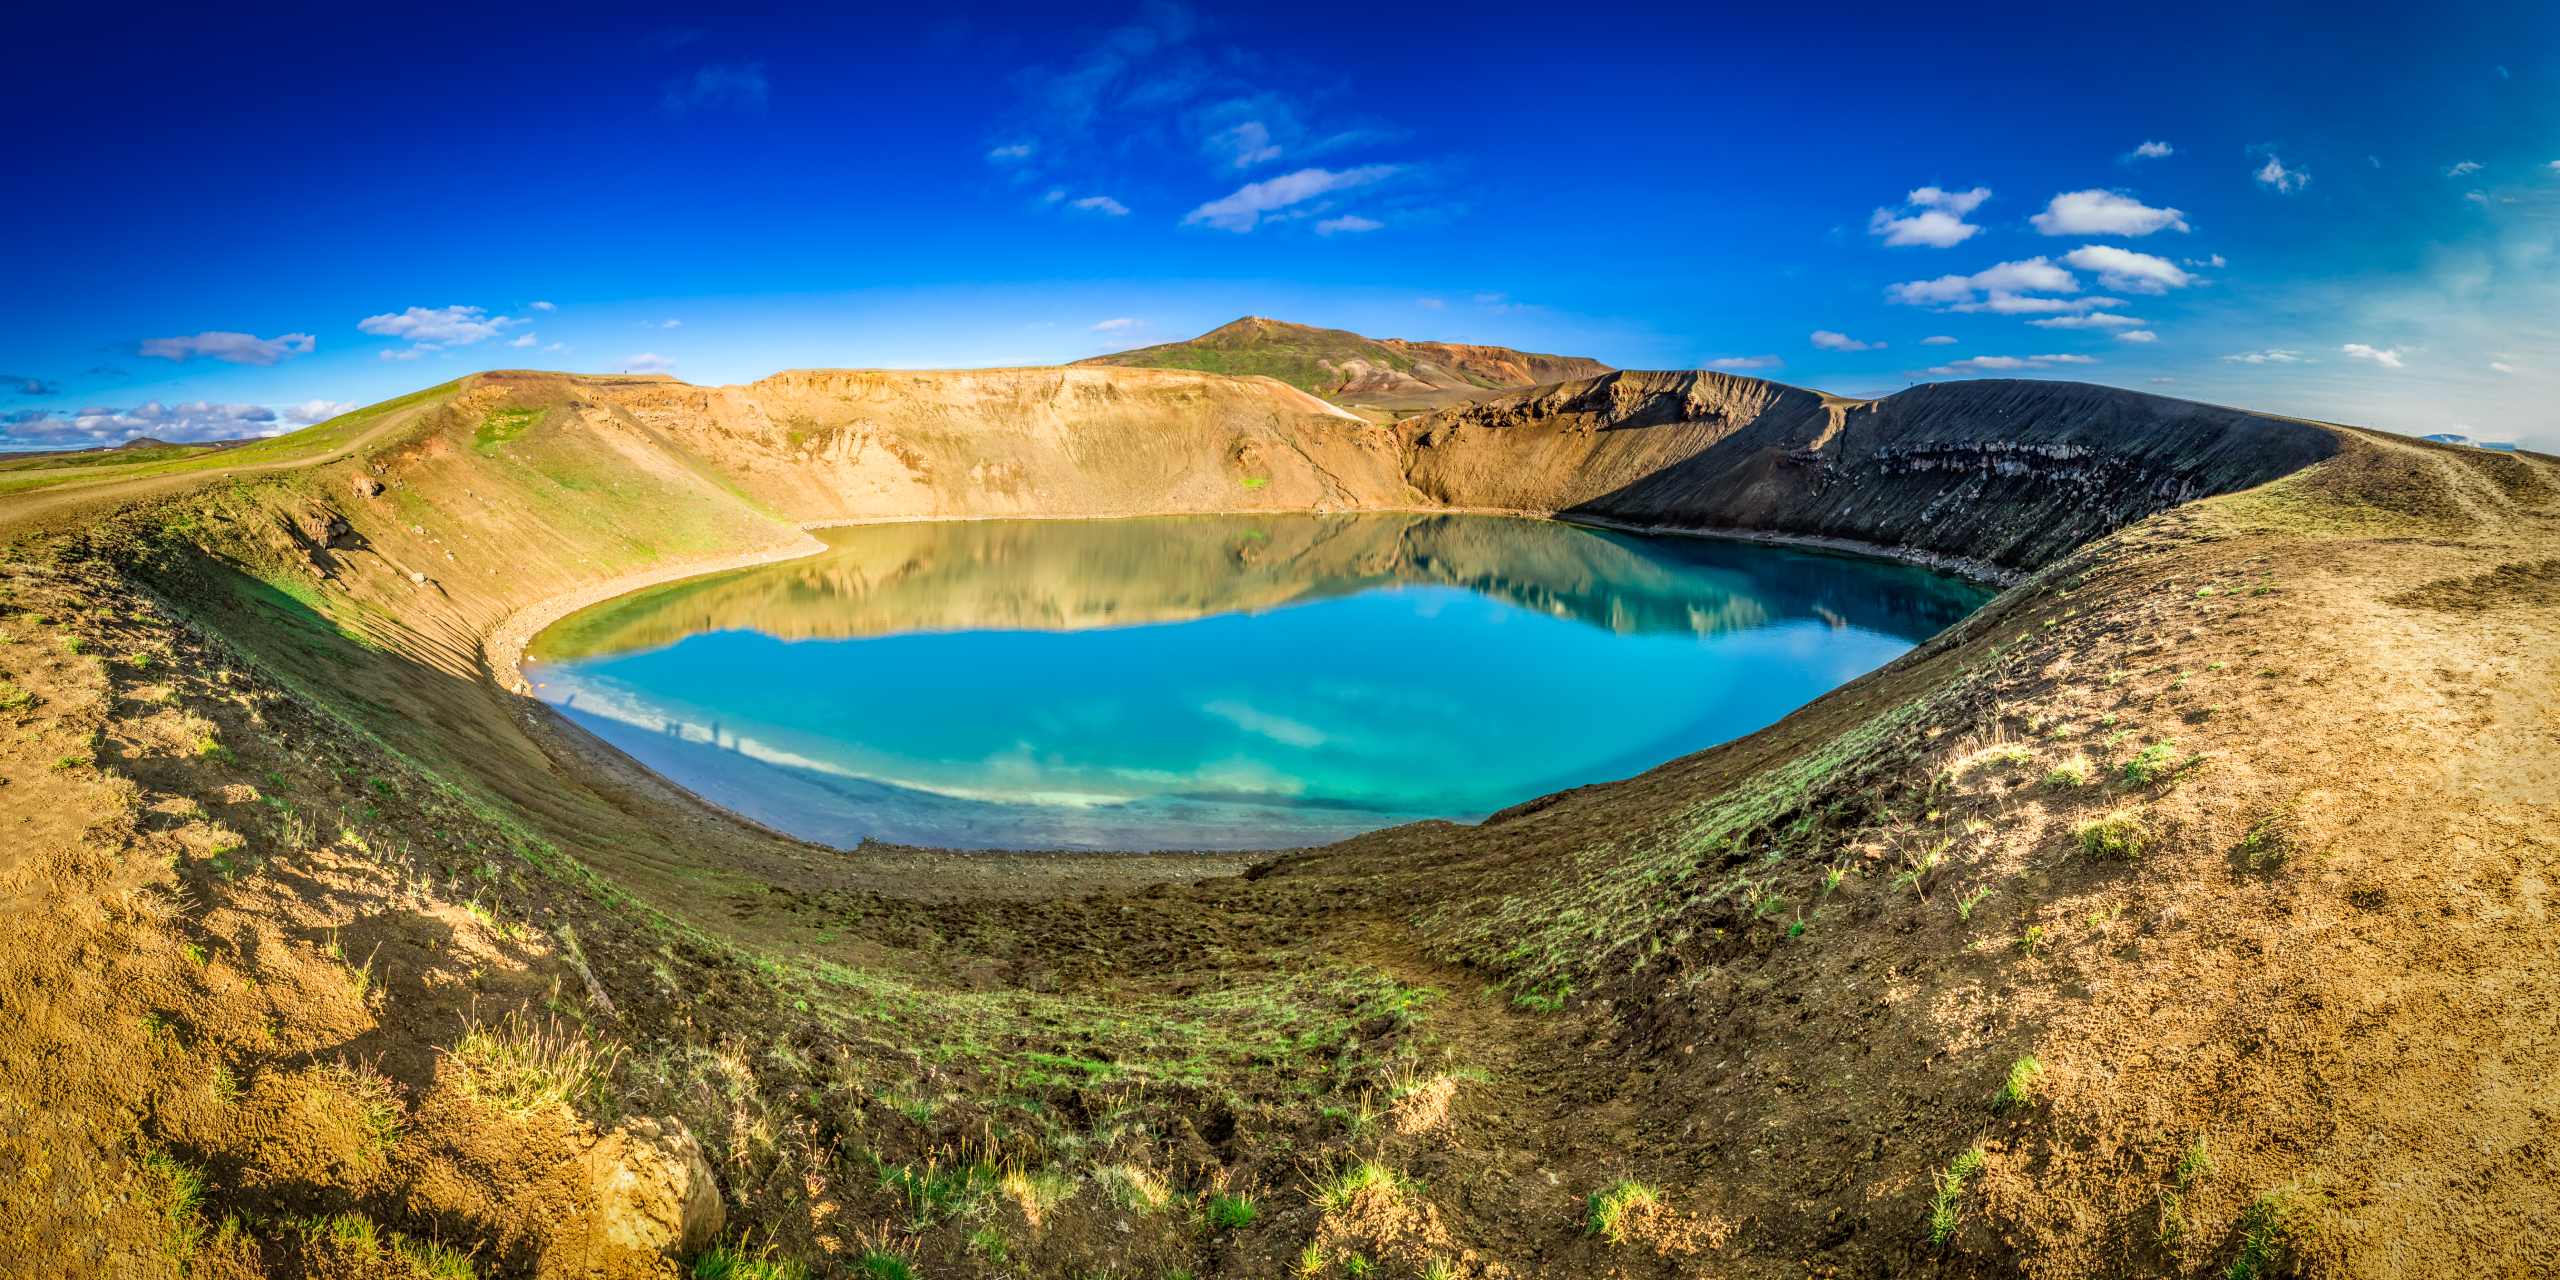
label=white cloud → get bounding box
[1951,294,2126,316]
[2489,361,2515,374]
[2031,189,2190,236]
[623,353,676,373]
[1868,185,1992,248]
[662,62,767,114]
[1071,195,1131,216]
[1923,354,2098,376]
[1887,256,2084,309]
[510,334,539,348]
[1810,330,1882,351]
[986,142,1036,162]
[2446,160,2483,177]
[2128,140,2175,161]
[138,331,316,366]
[2,397,350,448]
[1920,335,1958,345]
[378,348,422,361]
[2255,156,2309,193]
[358,305,519,345]
[2028,312,2145,329]
[1416,297,1446,310]
[1090,317,1140,333]
[529,300,556,312]
[2464,190,2491,207]
[2182,254,2228,269]
[1315,215,1382,235]
[1705,355,1783,371]
[2342,343,2405,368]
[2222,349,2307,364]
[2115,330,2159,343]
[2061,244,2193,293]
[660,318,682,329]
[1184,165,1398,232]
[2550,161,2560,174]
[1209,120,1281,169]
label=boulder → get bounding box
[581,1115,722,1260]
[351,473,385,498]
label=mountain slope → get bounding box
[1075,316,1611,417]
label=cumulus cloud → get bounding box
[2446,160,2483,177]
[510,334,539,348]
[986,142,1036,162]
[1887,256,2103,313]
[623,353,676,373]
[529,300,556,312]
[1705,355,1783,371]
[1090,317,1140,332]
[1810,330,1882,352]
[1868,185,1992,247]
[1184,165,1398,232]
[2222,349,2307,364]
[358,305,519,346]
[662,62,768,114]
[2115,330,2159,343]
[1316,214,1382,235]
[2255,156,2309,193]
[2342,343,2405,368]
[1920,335,1958,345]
[139,331,316,366]
[2060,244,2193,294]
[1070,195,1131,216]
[2031,189,2190,236]
[0,397,352,448]
[2127,140,2175,161]
[2028,312,2145,330]
[378,348,422,361]
[1923,354,2098,376]
[2490,360,2515,374]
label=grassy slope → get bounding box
[1075,317,1608,414]
[1,368,2554,1278]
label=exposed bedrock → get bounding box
[1398,371,2341,570]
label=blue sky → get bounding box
[6,1,2556,450]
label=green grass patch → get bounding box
[1585,1179,1660,1245]
[474,408,544,454]
[691,1246,809,1280]
[1926,1147,1986,1246]
[2075,810,2148,859]
[2228,1183,2321,1280]
[1997,1055,2044,1109]
[1205,1191,1258,1230]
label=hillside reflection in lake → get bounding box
[525,514,1990,850]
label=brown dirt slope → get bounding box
[0,365,2553,1279]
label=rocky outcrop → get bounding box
[1400,372,2340,571]
[577,1115,722,1261]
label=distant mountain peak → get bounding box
[1076,317,1610,418]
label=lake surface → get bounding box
[524,515,1990,850]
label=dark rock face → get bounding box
[1398,374,2339,572]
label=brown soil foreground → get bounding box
[0,366,2553,1279]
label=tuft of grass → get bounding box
[1997,1055,2044,1110]
[1205,1191,1258,1230]
[2175,1135,2214,1188]
[1316,1160,1410,1213]
[2119,741,2181,786]
[138,1150,209,1265]
[1955,887,1994,921]
[2043,754,2093,788]
[1100,1163,1171,1213]
[1926,1147,1987,1246]
[2076,810,2148,860]
[392,1235,480,1279]
[2237,809,2295,871]
[856,1251,914,1280]
[442,1011,621,1119]
[2228,1183,2321,1280]
[1585,1179,1660,1245]
[1294,1243,1327,1277]
[0,679,32,712]
[691,1246,810,1280]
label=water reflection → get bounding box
[526,514,1988,851]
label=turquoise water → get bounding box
[524,514,1990,850]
